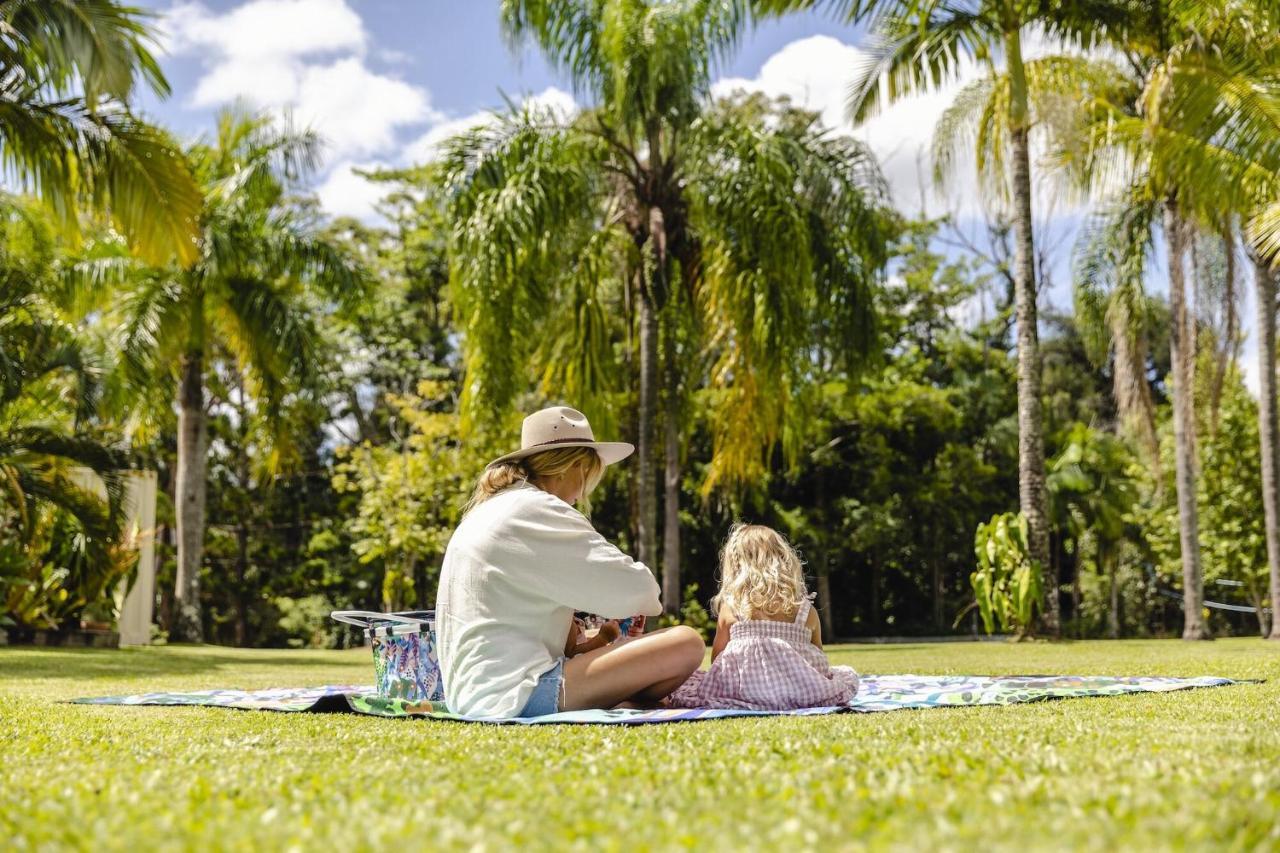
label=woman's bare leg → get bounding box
[560,626,705,711]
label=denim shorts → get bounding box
[517,657,565,717]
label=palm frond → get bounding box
[687,100,891,491]
[216,276,317,415]
[848,6,998,124]
[2,0,170,102]
[0,90,202,264]
[443,103,606,430]
[116,271,187,387]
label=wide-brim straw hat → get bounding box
[487,406,634,468]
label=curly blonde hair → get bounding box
[463,446,605,515]
[710,523,810,620]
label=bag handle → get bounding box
[330,610,431,629]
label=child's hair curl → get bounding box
[711,523,810,620]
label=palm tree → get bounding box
[1252,250,1280,640]
[770,0,1131,636]
[448,3,889,606]
[73,112,365,642]
[1061,0,1280,638]
[0,0,201,263]
[1138,0,1280,639]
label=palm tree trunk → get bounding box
[870,558,881,633]
[1004,30,1056,637]
[932,555,944,631]
[1071,539,1082,638]
[1249,251,1280,641]
[1105,541,1119,639]
[234,521,249,647]
[636,291,658,574]
[173,350,207,643]
[661,320,681,614]
[816,563,834,640]
[1165,201,1210,640]
[1208,231,1238,436]
[1111,307,1160,471]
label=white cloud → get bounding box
[295,58,436,158]
[711,33,1084,220]
[712,35,858,133]
[403,112,492,164]
[712,35,975,215]
[315,161,392,220]
[163,0,437,160]
[522,86,577,118]
[164,0,365,64]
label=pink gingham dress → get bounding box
[666,600,859,710]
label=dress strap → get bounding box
[793,598,810,625]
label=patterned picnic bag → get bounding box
[330,610,444,702]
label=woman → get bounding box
[436,406,705,719]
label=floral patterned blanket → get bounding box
[72,674,1238,725]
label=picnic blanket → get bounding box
[72,674,1239,725]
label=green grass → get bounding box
[2,640,1278,851]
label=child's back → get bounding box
[666,524,858,711]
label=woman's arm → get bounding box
[513,491,662,618]
[709,611,735,662]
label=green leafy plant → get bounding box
[967,512,1042,639]
[656,583,715,643]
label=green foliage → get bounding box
[1141,362,1272,635]
[273,594,340,649]
[447,9,893,494]
[656,583,715,642]
[0,205,129,630]
[970,513,1042,638]
[332,379,482,612]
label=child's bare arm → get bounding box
[808,606,823,650]
[565,619,621,658]
[709,612,735,662]
[564,618,586,656]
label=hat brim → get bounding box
[487,441,634,469]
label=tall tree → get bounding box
[773,0,1131,635]
[448,4,888,607]
[1138,0,1280,638]
[1062,0,1280,638]
[1253,252,1280,639]
[73,113,364,642]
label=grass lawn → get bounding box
[2,639,1277,851]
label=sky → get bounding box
[133,0,972,220]
[132,0,1259,392]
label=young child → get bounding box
[667,523,858,710]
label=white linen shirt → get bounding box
[436,481,662,719]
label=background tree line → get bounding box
[3,0,1280,646]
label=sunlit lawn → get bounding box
[1,639,1277,850]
